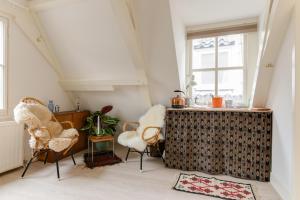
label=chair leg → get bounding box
[44,151,49,165]
[55,153,60,180]
[21,157,34,178]
[70,150,76,165]
[140,151,144,172]
[125,148,131,162]
[146,146,150,157]
[160,151,165,163]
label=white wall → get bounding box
[38,0,138,81]
[8,21,73,116]
[169,0,186,91]
[33,0,181,122]
[266,16,294,200]
[246,32,259,104]
[134,0,181,105]
[8,21,72,116]
[7,20,73,159]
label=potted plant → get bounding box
[80,105,120,136]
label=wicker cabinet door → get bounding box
[164,109,272,182]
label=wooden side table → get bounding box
[88,135,115,164]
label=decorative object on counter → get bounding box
[173,173,256,200]
[48,100,54,112]
[80,105,120,136]
[171,90,186,108]
[75,97,80,112]
[185,75,197,107]
[185,75,197,91]
[212,96,223,108]
[165,108,272,182]
[54,105,60,113]
[225,99,233,108]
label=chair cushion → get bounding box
[118,131,147,152]
[45,121,63,138]
[136,105,166,137]
[59,128,79,138]
[49,138,72,152]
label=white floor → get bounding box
[0,146,281,200]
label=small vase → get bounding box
[48,100,54,112]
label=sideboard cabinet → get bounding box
[164,108,272,182]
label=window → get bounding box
[188,33,246,106]
[0,18,7,114]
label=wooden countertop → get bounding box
[167,106,272,113]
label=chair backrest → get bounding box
[136,104,166,135]
[14,97,53,128]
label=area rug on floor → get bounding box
[173,173,256,200]
[84,151,122,168]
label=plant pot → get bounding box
[212,97,223,108]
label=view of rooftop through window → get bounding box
[190,34,245,106]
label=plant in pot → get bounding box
[80,105,120,151]
[80,105,120,136]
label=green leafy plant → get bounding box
[80,105,120,136]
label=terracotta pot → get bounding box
[212,97,223,108]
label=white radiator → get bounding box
[0,121,24,173]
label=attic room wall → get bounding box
[266,16,294,200]
[8,21,73,117]
[134,0,181,104]
[8,19,73,160]
[169,0,186,91]
[34,0,181,122]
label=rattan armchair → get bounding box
[14,97,79,180]
[118,105,166,172]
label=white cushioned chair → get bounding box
[14,97,79,180]
[118,104,166,171]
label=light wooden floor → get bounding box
[0,146,281,200]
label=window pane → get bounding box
[218,34,243,68]
[218,69,244,105]
[192,71,215,105]
[192,37,215,69]
[0,21,4,66]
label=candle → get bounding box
[97,116,100,134]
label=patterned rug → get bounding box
[173,173,256,200]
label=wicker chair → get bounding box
[14,97,79,180]
[117,105,166,171]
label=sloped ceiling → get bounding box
[37,0,138,80]
[25,0,180,120]
[172,0,266,26]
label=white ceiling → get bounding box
[37,0,138,80]
[171,0,267,26]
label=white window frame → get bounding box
[0,16,8,117]
[187,33,248,105]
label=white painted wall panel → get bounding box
[267,16,294,200]
[0,121,23,173]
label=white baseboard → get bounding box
[271,173,291,200]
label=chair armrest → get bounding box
[60,121,74,128]
[123,121,139,132]
[141,126,161,145]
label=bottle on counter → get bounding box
[48,100,54,112]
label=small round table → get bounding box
[87,135,115,164]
